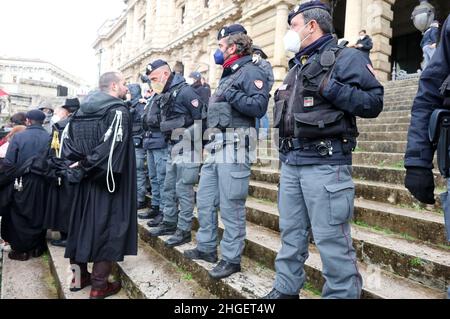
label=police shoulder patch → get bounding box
[366,64,376,77]
[254,80,264,90]
[191,99,199,108]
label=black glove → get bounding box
[405,167,436,205]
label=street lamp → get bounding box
[411,0,435,33]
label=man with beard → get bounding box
[61,72,137,299]
[0,109,51,261]
[44,98,80,247]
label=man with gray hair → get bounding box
[60,71,137,299]
[263,1,383,299]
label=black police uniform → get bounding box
[149,72,204,244]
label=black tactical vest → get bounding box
[274,44,358,141]
[158,83,192,134]
[207,65,256,130]
[143,97,162,131]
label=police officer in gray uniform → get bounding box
[147,60,204,248]
[404,14,450,299]
[184,24,270,279]
[263,1,383,299]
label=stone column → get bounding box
[366,0,395,82]
[145,0,154,45]
[344,0,362,44]
[125,7,135,59]
[272,2,289,85]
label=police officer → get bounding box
[184,24,270,280]
[141,79,168,226]
[252,45,274,141]
[404,14,450,300]
[147,60,204,248]
[188,71,211,105]
[263,1,383,299]
[126,84,148,212]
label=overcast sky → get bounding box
[0,0,126,86]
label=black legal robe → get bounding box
[62,91,137,263]
[0,157,49,253]
[43,118,75,233]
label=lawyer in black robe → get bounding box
[43,99,80,247]
[60,74,137,298]
[0,110,51,261]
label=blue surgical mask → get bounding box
[214,49,225,65]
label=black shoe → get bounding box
[148,221,177,237]
[147,212,163,227]
[165,229,191,248]
[209,260,241,280]
[31,246,48,258]
[8,251,29,261]
[137,202,147,211]
[262,288,299,299]
[138,206,160,220]
[184,248,218,263]
[50,239,67,247]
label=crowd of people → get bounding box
[0,0,448,300]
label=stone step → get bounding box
[137,220,317,299]
[248,179,442,212]
[361,116,411,125]
[357,141,407,153]
[353,152,406,166]
[358,131,408,142]
[247,196,448,247]
[251,165,446,189]
[382,105,413,112]
[358,123,410,132]
[46,244,128,299]
[116,240,215,299]
[243,198,450,291]
[189,216,445,299]
[1,248,58,299]
[376,110,412,118]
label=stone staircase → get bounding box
[1,79,448,299]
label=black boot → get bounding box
[138,205,159,220]
[147,212,163,227]
[148,221,177,237]
[209,260,241,280]
[183,248,218,263]
[165,229,191,248]
[262,289,299,299]
[51,232,68,247]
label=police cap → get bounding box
[146,59,169,75]
[288,1,331,26]
[217,24,247,40]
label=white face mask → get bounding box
[359,35,365,40]
[283,23,312,53]
[186,78,195,85]
[51,115,61,124]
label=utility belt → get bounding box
[279,137,337,156]
[279,136,355,157]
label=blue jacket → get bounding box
[280,38,384,166]
[421,26,440,48]
[4,125,50,168]
[405,15,450,169]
